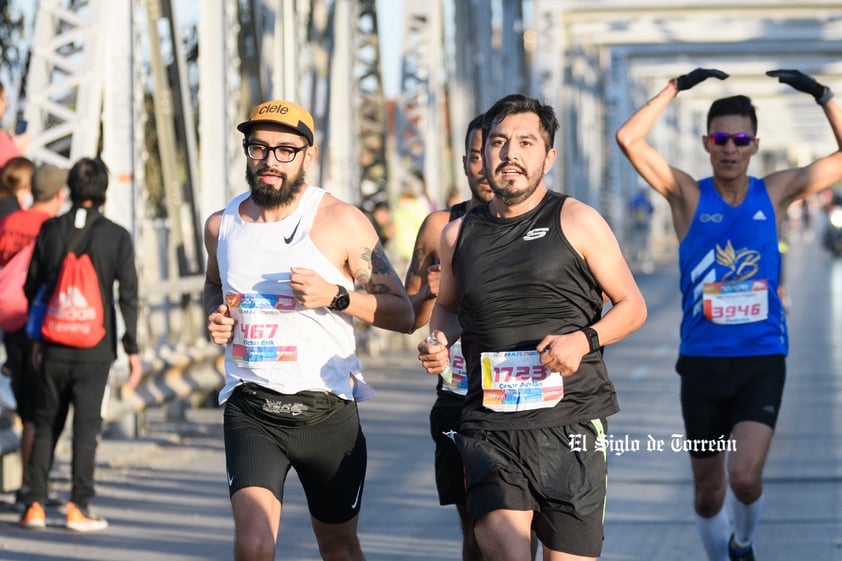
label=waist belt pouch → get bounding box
[239,383,347,427]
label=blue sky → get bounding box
[375,0,403,98]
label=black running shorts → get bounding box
[223,383,367,524]
[677,354,786,458]
[429,405,465,505]
[457,420,608,557]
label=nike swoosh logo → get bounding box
[350,482,363,509]
[227,472,234,486]
[284,218,302,244]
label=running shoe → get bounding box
[729,535,756,561]
[20,501,46,529]
[65,502,108,532]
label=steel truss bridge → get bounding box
[1,0,841,467]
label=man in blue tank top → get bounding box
[616,68,842,561]
[418,94,647,561]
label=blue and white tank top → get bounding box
[678,177,787,356]
[216,186,372,403]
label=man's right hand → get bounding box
[417,330,449,375]
[673,68,729,91]
[207,304,235,345]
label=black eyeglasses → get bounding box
[710,132,754,147]
[244,142,308,163]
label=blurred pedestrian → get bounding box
[627,187,655,272]
[393,172,433,273]
[0,163,68,509]
[0,156,34,218]
[20,157,142,532]
[371,200,394,248]
[0,81,30,168]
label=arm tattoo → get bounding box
[356,245,399,294]
[407,244,430,277]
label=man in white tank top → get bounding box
[203,99,413,561]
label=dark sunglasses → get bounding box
[710,132,754,147]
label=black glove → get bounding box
[674,68,729,91]
[766,69,832,104]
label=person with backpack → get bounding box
[19,157,142,532]
[0,162,68,509]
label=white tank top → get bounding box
[216,186,373,403]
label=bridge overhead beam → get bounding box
[531,1,842,239]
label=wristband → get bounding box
[818,87,834,106]
[581,327,600,354]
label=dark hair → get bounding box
[465,113,484,153]
[707,95,757,135]
[482,94,559,149]
[68,157,109,206]
[0,156,34,197]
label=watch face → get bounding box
[330,286,350,311]
[333,293,350,311]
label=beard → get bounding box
[246,165,306,209]
[468,180,494,205]
[488,162,539,206]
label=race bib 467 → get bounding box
[226,293,298,367]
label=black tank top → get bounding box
[453,190,619,430]
[448,201,469,222]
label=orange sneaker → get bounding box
[65,501,108,532]
[20,501,46,529]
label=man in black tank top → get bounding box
[418,95,646,560]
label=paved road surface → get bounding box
[1,233,840,560]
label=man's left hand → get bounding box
[290,267,337,308]
[767,69,831,104]
[536,332,588,377]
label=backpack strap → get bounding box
[44,209,100,296]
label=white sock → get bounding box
[695,505,731,561]
[729,492,763,549]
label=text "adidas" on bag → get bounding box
[41,252,105,347]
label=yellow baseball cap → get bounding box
[237,100,315,145]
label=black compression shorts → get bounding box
[677,354,786,458]
[223,383,367,524]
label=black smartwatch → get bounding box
[581,326,600,353]
[328,285,350,311]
